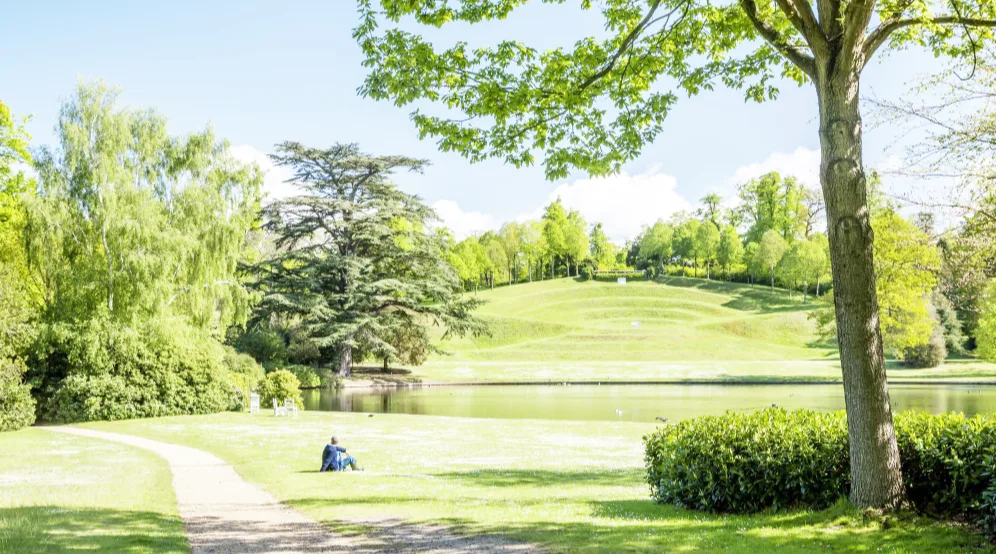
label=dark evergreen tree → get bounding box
[251,142,483,378]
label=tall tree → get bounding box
[757,230,788,291]
[672,218,700,276]
[589,222,616,270]
[716,224,744,280]
[252,142,482,378]
[29,81,261,332]
[565,209,590,276]
[699,193,723,226]
[542,199,569,277]
[357,0,996,507]
[498,222,522,284]
[639,220,674,275]
[777,237,827,302]
[695,220,721,279]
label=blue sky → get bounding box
[1,1,953,241]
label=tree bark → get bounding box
[816,68,903,509]
[337,344,352,377]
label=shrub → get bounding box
[894,411,996,516]
[579,259,596,280]
[286,365,321,389]
[901,323,946,368]
[645,409,996,539]
[645,409,849,513]
[223,346,265,410]
[28,316,231,423]
[258,370,304,409]
[0,358,35,432]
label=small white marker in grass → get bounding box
[631,321,640,327]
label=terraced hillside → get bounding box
[436,277,835,363]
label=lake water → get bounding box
[302,383,996,423]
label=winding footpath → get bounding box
[45,427,538,554]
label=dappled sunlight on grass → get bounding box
[92,411,991,553]
[0,429,187,554]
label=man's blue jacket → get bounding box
[321,443,346,472]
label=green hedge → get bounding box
[258,370,303,409]
[28,317,232,423]
[645,408,996,537]
[0,358,36,432]
[286,365,321,389]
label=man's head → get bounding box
[330,436,339,445]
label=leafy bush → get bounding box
[28,316,231,423]
[222,346,265,410]
[579,259,596,280]
[645,409,996,538]
[258,370,304,409]
[894,411,996,516]
[286,365,321,389]
[901,322,947,368]
[645,409,849,513]
[0,358,35,432]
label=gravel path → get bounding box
[45,427,539,554]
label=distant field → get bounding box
[411,277,996,384]
[436,277,834,362]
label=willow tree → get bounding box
[252,142,482,378]
[355,0,996,507]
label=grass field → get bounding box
[88,411,993,553]
[0,428,187,554]
[437,277,831,362]
[412,277,996,384]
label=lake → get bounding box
[302,383,996,423]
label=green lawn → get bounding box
[89,411,993,553]
[0,428,188,554]
[404,277,996,384]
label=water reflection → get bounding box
[301,384,996,423]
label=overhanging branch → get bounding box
[863,15,996,64]
[740,0,817,78]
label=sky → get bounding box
[0,1,958,243]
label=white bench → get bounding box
[284,398,298,417]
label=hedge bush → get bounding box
[258,370,304,409]
[286,365,321,389]
[223,347,265,411]
[0,358,36,432]
[28,317,231,423]
[645,408,996,538]
[645,408,849,512]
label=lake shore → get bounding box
[340,359,996,388]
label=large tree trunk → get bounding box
[337,344,352,377]
[817,68,903,508]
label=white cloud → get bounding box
[538,169,692,243]
[229,144,299,201]
[432,199,497,240]
[728,147,821,189]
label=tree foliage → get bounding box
[355,0,996,507]
[250,142,483,377]
[29,81,262,332]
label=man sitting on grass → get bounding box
[320,435,363,472]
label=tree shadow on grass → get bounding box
[288,467,991,553]
[657,276,813,314]
[0,506,188,554]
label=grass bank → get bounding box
[89,411,992,553]
[0,428,187,554]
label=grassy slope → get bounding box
[90,412,992,553]
[416,277,996,383]
[0,428,188,554]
